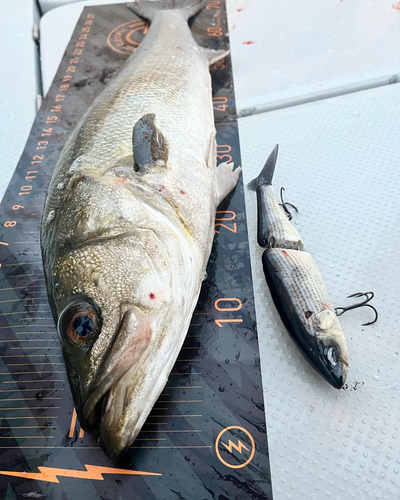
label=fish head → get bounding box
[43,170,185,458]
[313,309,349,389]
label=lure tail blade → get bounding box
[247,144,279,191]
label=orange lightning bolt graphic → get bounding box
[221,439,250,455]
[0,465,161,483]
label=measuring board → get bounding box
[0,3,271,499]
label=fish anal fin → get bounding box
[133,114,168,172]
[216,161,242,204]
[204,48,230,65]
[206,134,217,169]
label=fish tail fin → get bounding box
[127,0,208,21]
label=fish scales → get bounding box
[43,10,216,262]
[41,0,241,458]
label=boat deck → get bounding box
[1,1,400,498]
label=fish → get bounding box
[252,145,349,389]
[40,0,241,459]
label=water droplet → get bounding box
[69,156,84,174]
[45,210,55,226]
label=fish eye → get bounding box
[58,300,99,344]
[327,346,339,366]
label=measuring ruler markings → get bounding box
[0,13,99,449]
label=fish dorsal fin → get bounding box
[132,114,168,171]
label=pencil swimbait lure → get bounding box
[252,145,349,390]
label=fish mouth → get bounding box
[80,308,152,438]
[82,369,123,432]
[323,358,348,390]
[96,349,171,460]
[97,364,141,459]
[81,379,130,459]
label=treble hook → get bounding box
[335,291,378,326]
[342,380,364,391]
[279,187,298,221]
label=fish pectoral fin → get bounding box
[204,48,230,65]
[216,161,242,204]
[206,133,217,169]
[132,114,168,171]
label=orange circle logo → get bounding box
[107,20,149,55]
[215,426,255,469]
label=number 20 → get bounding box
[215,211,237,233]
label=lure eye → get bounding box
[327,346,339,366]
[58,301,99,344]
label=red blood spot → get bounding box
[180,190,186,195]
[322,303,329,310]
[243,40,255,45]
[282,250,288,257]
[158,184,171,196]
[177,46,183,50]
[237,8,243,12]
[232,24,236,29]
[393,1,400,9]
[149,293,155,300]
[114,178,125,184]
